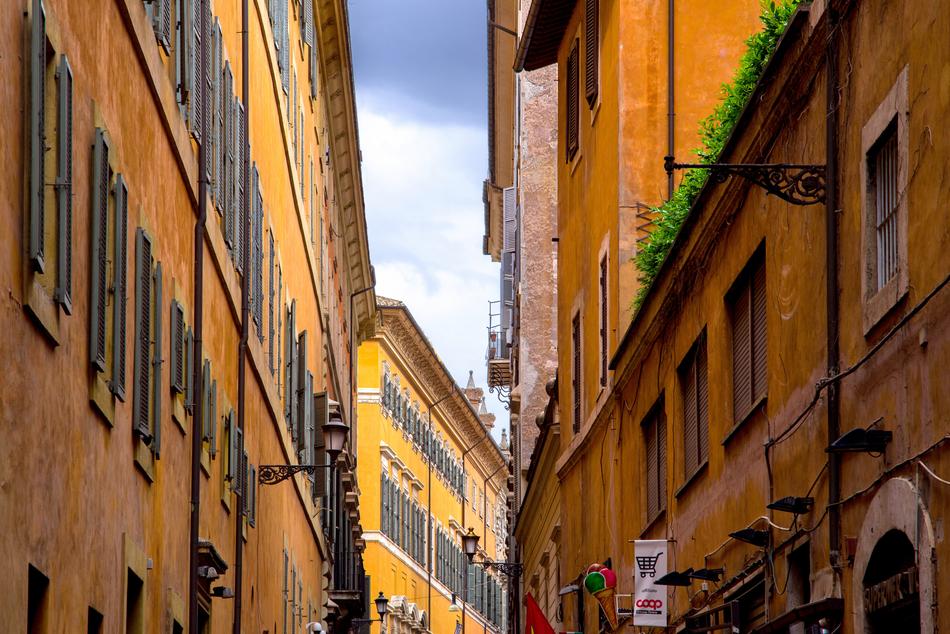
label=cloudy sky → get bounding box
[348,0,508,439]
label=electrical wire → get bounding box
[918,460,950,486]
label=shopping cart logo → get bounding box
[635,552,663,578]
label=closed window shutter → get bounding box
[133,228,153,443]
[284,301,295,426]
[732,280,753,422]
[585,0,599,106]
[111,173,129,399]
[600,256,607,386]
[249,464,257,525]
[658,408,667,512]
[303,0,313,46]
[210,379,217,455]
[751,260,767,403]
[645,411,658,519]
[566,41,579,162]
[268,233,275,371]
[310,42,317,100]
[184,327,194,413]
[234,101,246,274]
[298,369,312,464]
[170,301,185,393]
[233,426,244,497]
[697,335,709,466]
[295,330,308,447]
[682,346,698,476]
[90,130,111,373]
[55,55,73,313]
[242,450,250,515]
[151,262,163,458]
[228,412,240,483]
[28,0,46,273]
[572,314,581,433]
[255,168,264,336]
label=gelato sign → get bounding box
[633,540,668,627]
[583,563,619,630]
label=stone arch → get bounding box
[851,477,935,634]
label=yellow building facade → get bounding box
[357,298,509,634]
[0,0,373,632]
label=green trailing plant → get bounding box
[634,0,802,308]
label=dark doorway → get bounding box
[863,529,919,634]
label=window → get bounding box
[25,1,74,333]
[643,401,666,522]
[87,607,104,633]
[566,40,579,162]
[125,567,145,634]
[861,67,908,332]
[28,565,49,634]
[585,0,599,107]
[679,331,709,479]
[132,228,163,459]
[729,249,766,425]
[572,312,582,433]
[599,255,608,387]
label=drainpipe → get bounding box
[188,2,209,632]
[232,0,250,630]
[825,6,842,575]
[666,0,675,199]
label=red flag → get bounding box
[524,592,556,634]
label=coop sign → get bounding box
[864,566,918,614]
[633,540,668,627]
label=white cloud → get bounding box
[359,98,509,444]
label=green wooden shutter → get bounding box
[228,412,239,483]
[234,100,245,274]
[201,359,211,439]
[28,0,46,273]
[184,327,194,414]
[132,228,153,443]
[210,379,217,455]
[233,425,244,496]
[151,261,163,457]
[170,301,185,393]
[55,55,73,312]
[222,63,234,245]
[111,173,128,400]
[295,330,308,447]
[211,19,222,209]
[268,233,275,371]
[90,130,110,372]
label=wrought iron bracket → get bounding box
[664,156,826,206]
[488,384,512,411]
[477,560,523,578]
[258,463,333,485]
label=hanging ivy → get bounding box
[634,0,802,308]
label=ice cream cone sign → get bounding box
[584,563,619,630]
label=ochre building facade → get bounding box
[0,0,374,632]
[357,298,510,634]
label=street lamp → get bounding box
[351,592,389,625]
[462,528,523,577]
[259,405,349,485]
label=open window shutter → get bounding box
[284,301,295,426]
[242,450,250,515]
[379,475,387,535]
[314,391,328,496]
[202,0,211,154]
[268,233,275,371]
[184,327,194,413]
[257,178,264,337]
[55,55,73,312]
[133,228,153,444]
[189,0,203,141]
[309,39,318,99]
[250,464,257,524]
[223,63,234,244]
[202,360,211,439]
[228,413,239,483]
[233,426,244,497]
[566,41,579,161]
[751,260,768,403]
[151,262,163,457]
[154,0,172,53]
[111,172,129,400]
[209,380,217,456]
[295,330,308,448]
[235,101,246,275]
[299,370,313,464]
[732,280,753,422]
[585,0,599,106]
[90,130,110,372]
[170,301,185,393]
[289,303,298,433]
[211,19,222,207]
[28,0,46,273]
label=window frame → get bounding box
[860,66,909,334]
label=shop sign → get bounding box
[633,540,668,627]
